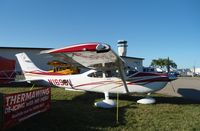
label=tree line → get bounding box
[150,58,177,71]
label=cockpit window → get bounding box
[88,71,103,78]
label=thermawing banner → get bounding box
[2,88,51,129]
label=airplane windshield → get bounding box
[125,69,138,76]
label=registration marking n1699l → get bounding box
[48,79,73,87]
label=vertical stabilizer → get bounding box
[15,53,42,72]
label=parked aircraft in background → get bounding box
[16,42,176,108]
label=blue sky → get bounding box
[0,0,199,68]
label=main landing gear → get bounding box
[94,92,116,108]
[95,92,156,108]
[136,93,156,104]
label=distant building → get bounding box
[177,69,193,76]
[0,47,53,71]
[117,40,128,56]
[121,56,144,72]
[191,67,200,76]
[117,40,144,72]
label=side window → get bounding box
[88,71,103,78]
[105,70,120,78]
[105,70,112,77]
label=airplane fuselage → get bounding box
[24,70,170,94]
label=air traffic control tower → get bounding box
[117,40,128,56]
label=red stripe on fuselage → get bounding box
[127,76,169,85]
[131,72,168,77]
[135,77,169,83]
[25,71,66,76]
[74,81,113,88]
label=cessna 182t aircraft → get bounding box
[16,42,176,108]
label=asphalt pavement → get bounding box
[157,77,200,101]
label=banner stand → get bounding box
[0,93,4,130]
[1,87,51,130]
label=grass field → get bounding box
[1,87,200,131]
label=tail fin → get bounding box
[15,52,42,72]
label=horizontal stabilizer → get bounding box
[16,79,50,86]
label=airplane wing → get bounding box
[41,43,117,69]
[41,42,129,93]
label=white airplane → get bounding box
[16,42,176,108]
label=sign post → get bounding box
[0,93,4,129]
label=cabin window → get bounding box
[88,71,103,78]
[105,70,120,78]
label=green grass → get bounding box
[1,87,200,131]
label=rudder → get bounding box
[15,53,42,72]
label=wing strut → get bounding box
[117,58,129,94]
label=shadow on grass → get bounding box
[118,93,200,105]
[154,96,200,105]
[5,91,200,131]
[7,92,133,131]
